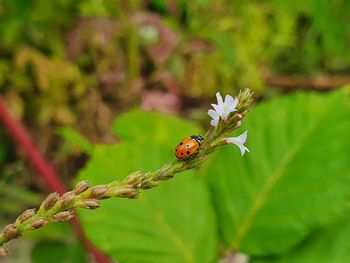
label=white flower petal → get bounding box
[238,130,248,142]
[224,95,238,111]
[216,92,224,107]
[211,103,221,114]
[210,119,219,127]
[229,98,239,111]
[239,145,250,156]
[224,95,234,105]
[209,92,239,125]
[221,112,228,120]
[214,92,225,116]
[226,131,249,156]
[208,109,219,120]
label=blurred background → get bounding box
[0,0,350,262]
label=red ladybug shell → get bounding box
[175,135,203,159]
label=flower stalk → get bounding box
[0,89,253,255]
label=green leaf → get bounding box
[32,240,87,263]
[77,110,217,263]
[32,240,68,263]
[275,212,350,263]
[111,109,202,147]
[205,91,350,255]
[27,222,72,241]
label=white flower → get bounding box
[226,131,250,156]
[208,92,238,127]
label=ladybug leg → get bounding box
[191,148,200,159]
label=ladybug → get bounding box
[175,135,203,160]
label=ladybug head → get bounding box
[190,135,203,143]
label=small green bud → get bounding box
[113,187,139,199]
[140,180,159,189]
[125,172,143,186]
[156,171,174,181]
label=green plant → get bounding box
[1,89,350,262]
[77,89,350,262]
[0,89,253,257]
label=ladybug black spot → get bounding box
[180,142,183,145]
[186,151,190,154]
[181,152,184,155]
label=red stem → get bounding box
[0,96,111,263]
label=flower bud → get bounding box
[156,169,174,181]
[53,211,74,222]
[60,192,76,207]
[236,113,243,120]
[90,186,108,199]
[3,224,19,241]
[125,172,142,186]
[31,218,48,229]
[140,180,159,189]
[17,209,36,223]
[42,192,60,211]
[235,120,242,128]
[113,187,139,199]
[74,181,90,195]
[0,247,10,256]
[78,199,100,209]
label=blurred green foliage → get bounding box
[1,0,350,127]
[31,239,87,263]
[26,223,87,263]
[274,212,350,263]
[57,127,94,155]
